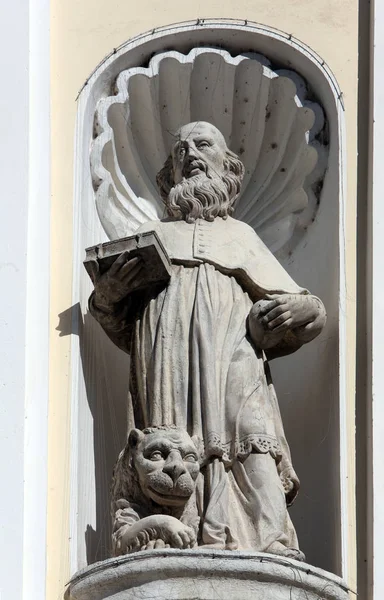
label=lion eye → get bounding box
[149,451,163,461]
[184,453,198,463]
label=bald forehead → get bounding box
[175,122,227,149]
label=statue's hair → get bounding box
[156,149,245,221]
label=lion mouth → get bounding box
[148,486,190,505]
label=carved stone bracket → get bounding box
[65,549,349,600]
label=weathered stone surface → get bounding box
[84,231,172,287]
[91,48,327,257]
[65,549,350,600]
[111,427,201,556]
[89,122,326,558]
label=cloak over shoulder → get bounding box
[136,217,307,301]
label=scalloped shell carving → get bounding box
[91,47,327,256]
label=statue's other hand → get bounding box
[248,300,287,349]
[259,294,320,333]
[93,252,146,309]
[249,294,326,352]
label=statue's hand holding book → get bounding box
[84,231,172,311]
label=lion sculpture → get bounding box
[111,426,202,555]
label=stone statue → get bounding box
[89,121,326,560]
[111,426,201,555]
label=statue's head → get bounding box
[112,426,201,509]
[156,121,245,223]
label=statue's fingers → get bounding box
[120,260,144,284]
[262,304,287,323]
[267,311,291,330]
[109,251,130,274]
[258,299,279,315]
[154,539,166,549]
[120,256,143,275]
[164,544,170,548]
[145,540,156,550]
[270,316,293,333]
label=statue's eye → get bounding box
[184,453,198,463]
[149,451,163,461]
[197,141,210,150]
[179,147,186,158]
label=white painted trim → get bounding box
[71,19,349,578]
[76,19,342,103]
[22,0,50,596]
[69,88,106,574]
[338,105,349,584]
[0,0,50,596]
[371,2,384,598]
[69,104,85,575]
[0,0,29,596]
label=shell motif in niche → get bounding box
[91,47,328,257]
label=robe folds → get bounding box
[90,217,323,551]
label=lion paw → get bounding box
[159,519,197,549]
[140,539,171,550]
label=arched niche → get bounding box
[70,19,347,578]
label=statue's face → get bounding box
[172,122,228,185]
[132,429,200,507]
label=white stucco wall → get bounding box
[0,0,50,597]
[0,0,29,593]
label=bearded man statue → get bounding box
[89,121,326,560]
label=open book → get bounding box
[84,231,172,286]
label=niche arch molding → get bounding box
[71,18,348,580]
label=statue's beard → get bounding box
[164,171,240,223]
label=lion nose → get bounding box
[163,452,187,482]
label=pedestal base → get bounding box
[65,549,350,600]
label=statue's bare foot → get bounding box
[265,542,306,562]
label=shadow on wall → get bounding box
[57,304,130,564]
[273,324,340,573]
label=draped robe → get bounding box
[90,217,324,551]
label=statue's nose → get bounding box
[186,144,198,160]
[163,451,187,482]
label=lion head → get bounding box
[111,426,202,516]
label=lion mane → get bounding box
[110,426,202,555]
